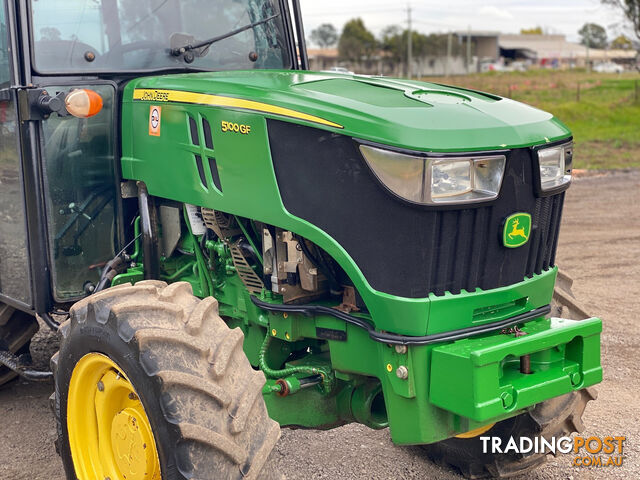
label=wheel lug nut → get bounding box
[97,381,104,392]
[128,392,138,400]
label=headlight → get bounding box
[360,145,506,205]
[357,145,426,203]
[537,142,573,192]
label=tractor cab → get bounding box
[0,0,300,310]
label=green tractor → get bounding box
[0,1,601,479]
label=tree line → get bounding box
[309,1,640,61]
[310,19,465,63]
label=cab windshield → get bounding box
[30,0,292,73]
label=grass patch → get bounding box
[422,70,640,169]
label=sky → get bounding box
[299,0,631,45]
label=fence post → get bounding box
[576,82,580,102]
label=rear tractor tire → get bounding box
[0,303,39,386]
[52,281,282,480]
[422,270,597,478]
[422,389,597,479]
[551,269,590,319]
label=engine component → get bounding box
[202,208,265,295]
[263,228,327,303]
[158,205,181,258]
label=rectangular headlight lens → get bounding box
[359,145,426,202]
[538,143,573,191]
[360,145,506,205]
[431,160,472,198]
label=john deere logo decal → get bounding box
[503,213,531,248]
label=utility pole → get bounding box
[407,4,413,79]
[446,31,452,77]
[466,25,471,74]
[585,23,591,74]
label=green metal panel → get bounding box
[429,317,602,422]
[120,71,568,337]
[122,71,571,153]
[113,209,602,445]
[114,70,602,446]
[427,269,557,334]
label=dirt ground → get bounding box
[0,170,638,480]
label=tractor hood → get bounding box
[127,70,570,152]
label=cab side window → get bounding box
[41,84,118,301]
[0,0,10,85]
[0,0,33,305]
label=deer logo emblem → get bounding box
[508,219,527,240]
[503,213,531,248]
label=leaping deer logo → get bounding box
[508,219,527,240]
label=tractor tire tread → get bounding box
[208,327,245,379]
[423,386,596,479]
[551,269,590,319]
[157,370,232,406]
[56,281,281,480]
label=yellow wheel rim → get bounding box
[455,422,496,439]
[67,353,161,480]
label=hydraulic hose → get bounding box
[258,333,331,391]
[39,312,61,332]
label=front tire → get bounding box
[52,281,281,480]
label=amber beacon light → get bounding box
[65,89,103,118]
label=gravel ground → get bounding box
[0,170,638,479]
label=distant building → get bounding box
[453,31,500,61]
[307,48,340,72]
[307,33,638,77]
[499,34,637,68]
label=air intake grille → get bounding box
[421,194,563,296]
[187,114,222,192]
[268,120,565,298]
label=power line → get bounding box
[303,7,404,17]
[413,19,459,29]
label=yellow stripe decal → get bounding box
[133,88,343,129]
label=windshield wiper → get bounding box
[170,13,280,59]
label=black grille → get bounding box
[268,120,564,298]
